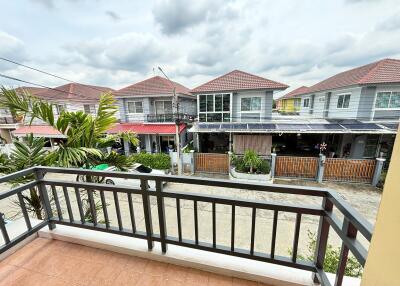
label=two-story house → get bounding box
[292,58,400,159]
[190,70,289,155]
[109,76,196,154]
[11,83,113,147]
[276,86,308,114]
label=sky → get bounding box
[1,0,400,97]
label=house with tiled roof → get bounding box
[112,76,196,154]
[277,86,309,114]
[190,70,289,155]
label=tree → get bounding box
[0,87,139,220]
[243,150,261,173]
[0,134,50,219]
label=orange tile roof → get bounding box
[308,58,400,93]
[32,83,113,103]
[191,70,288,93]
[114,76,192,97]
[12,125,63,137]
[279,86,309,100]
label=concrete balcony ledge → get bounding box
[35,224,360,286]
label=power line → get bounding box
[0,57,107,93]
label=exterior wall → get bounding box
[232,90,273,122]
[118,96,196,123]
[357,86,376,120]
[280,98,299,113]
[361,126,400,286]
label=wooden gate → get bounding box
[275,156,318,178]
[324,158,376,183]
[195,153,229,174]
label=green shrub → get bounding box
[289,230,363,278]
[257,160,270,174]
[243,150,261,173]
[130,153,171,170]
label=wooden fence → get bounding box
[324,158,376,183]
[194,153,229,174]
[275,156,318,179]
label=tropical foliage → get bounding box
[231,150,270,174]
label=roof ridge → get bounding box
[357,59,387,84]
[192,70,239,91]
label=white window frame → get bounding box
[127,101,143,114]
[240,96,262,122]
[83,104,96,114]
[56,104,66,115]
[336,93,351,109]
[154,100,173,115]
[197,93,232,122]
[374,91,400,110]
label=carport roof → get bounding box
[108,123,186,135]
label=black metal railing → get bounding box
[146,113,196,123]
[0,167,372,286]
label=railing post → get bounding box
[317,154,326,183]
[0,212,10,244]
[34,169,55,230]
[271,153,277,179]
[156,179,168,253]
[313,197,333,283]
[372,157,386,187]
[141,179,154,250]
[335,218,357,286]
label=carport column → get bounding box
[372,158,386,187]
[123,140,130,156]
[190,150,195,174]
[270,153,277,179]
[317,154,326,183]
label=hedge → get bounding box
[130,153,171,170]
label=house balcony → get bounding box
[0,167,372,286]
[146,113,196,123]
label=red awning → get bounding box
[108,123,186,135]
[12,125,65,138]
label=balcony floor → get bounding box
[0,237,272,286]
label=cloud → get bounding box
[0,32,27,71]
[65,33,168,73]
[375,13,400,31]
[30,0,54,8]
[105,10,121,21]
[152,0,237,35]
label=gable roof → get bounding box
[15,86,45,96]
[191,70,289,93]
[308,58,400,94]
[32,83,113,103]
[114,76,192,97]
[279,86,309,100]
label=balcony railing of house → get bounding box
[0,116,16,124]
[146,113,196,123]
[0,167,372,286]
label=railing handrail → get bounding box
[0,166,373,286]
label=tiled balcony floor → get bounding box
[0,238,273,286]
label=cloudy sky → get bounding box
[1,0,400,96]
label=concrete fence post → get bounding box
[123,140,130,156]
[317,154,326,183]
[190,150,195,175]
[270,153,277,179]
[372,158,386,187]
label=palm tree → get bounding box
[0,87,139,220]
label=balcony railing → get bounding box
[0,167,372,286]
[146,113,196,123]
[0,116,17,124]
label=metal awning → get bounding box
[189,121,398,134]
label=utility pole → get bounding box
[158,67,182,175]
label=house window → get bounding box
[375,91,400,109]
[198,93,231,122]
[303,98,310,107]
[127,101,143,113]
[56,104,65,114]
[337,94,351,108]
[240,97,261,122]
[155,100,173,115]
[83,104,96,114]
[363,135,379,158]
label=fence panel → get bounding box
[195,153,229,174]
[275,156,318,179]
[324,158,376,183]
